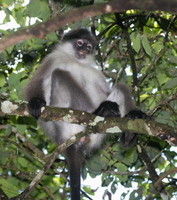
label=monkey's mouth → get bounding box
[79,50,87,55]
[78,50,88,59]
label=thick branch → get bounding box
[155,167,177,188]
[1,101,177,146]
[114,13,138,87]
[0,0,177,52]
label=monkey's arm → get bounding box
[24,58,53,119]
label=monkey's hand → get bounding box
[125,110,152,120]
[28,97,46,119]
[93,101,121,118]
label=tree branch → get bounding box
[1,101,177,146]
[155,167,177,188]
[0,0,177,52]
[147,92,177,115]
[10,133,81,200]
[114,13,138,88]
[137,144,169,199]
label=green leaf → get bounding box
[11,3,27,27]
[4,0,14,6]
[164,77,177,88]
[152,40,164,54]
[111,181,118,194]
[16,124,27,134]
[27,0,41,18]
[27,0,51,20]
[82,166,87,180]
[131,32,141,53]
[168,55,177,64]
[114,162,127,172]
[142,35,152,56]
[0,72,5,87]
[0,178,19,197]
[8,73,22,87]
[47,32,59,42]
[102,176,113,186]
[114,163,128,182]
[4,124,12,134]
[18,157,28,168]
[0,151,10,164]
[123,148,137,166]
[86,154,109,172]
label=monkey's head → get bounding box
[62,28,97,59]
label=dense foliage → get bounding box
[0,0,177,199]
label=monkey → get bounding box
[24,28,148,200]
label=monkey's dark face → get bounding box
[73,39,93,59]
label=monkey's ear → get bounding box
[28,97,46,119]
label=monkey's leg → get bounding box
[120,110,152,148]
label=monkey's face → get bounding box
[73,39,93,59]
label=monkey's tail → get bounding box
[65,143,85,200]
[119,132,138,149]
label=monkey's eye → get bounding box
[87,44,92,51]
[77,40,83,46]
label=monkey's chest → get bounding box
[73,69,109,108]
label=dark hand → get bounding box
[125,110,152,120]
[93,101,120,118]
[28,97,46,119]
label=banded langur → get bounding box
[24,28,148,200]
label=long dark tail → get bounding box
[65,143,85,200]
[119,132,138,149]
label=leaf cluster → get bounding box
[0,0,177,199]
